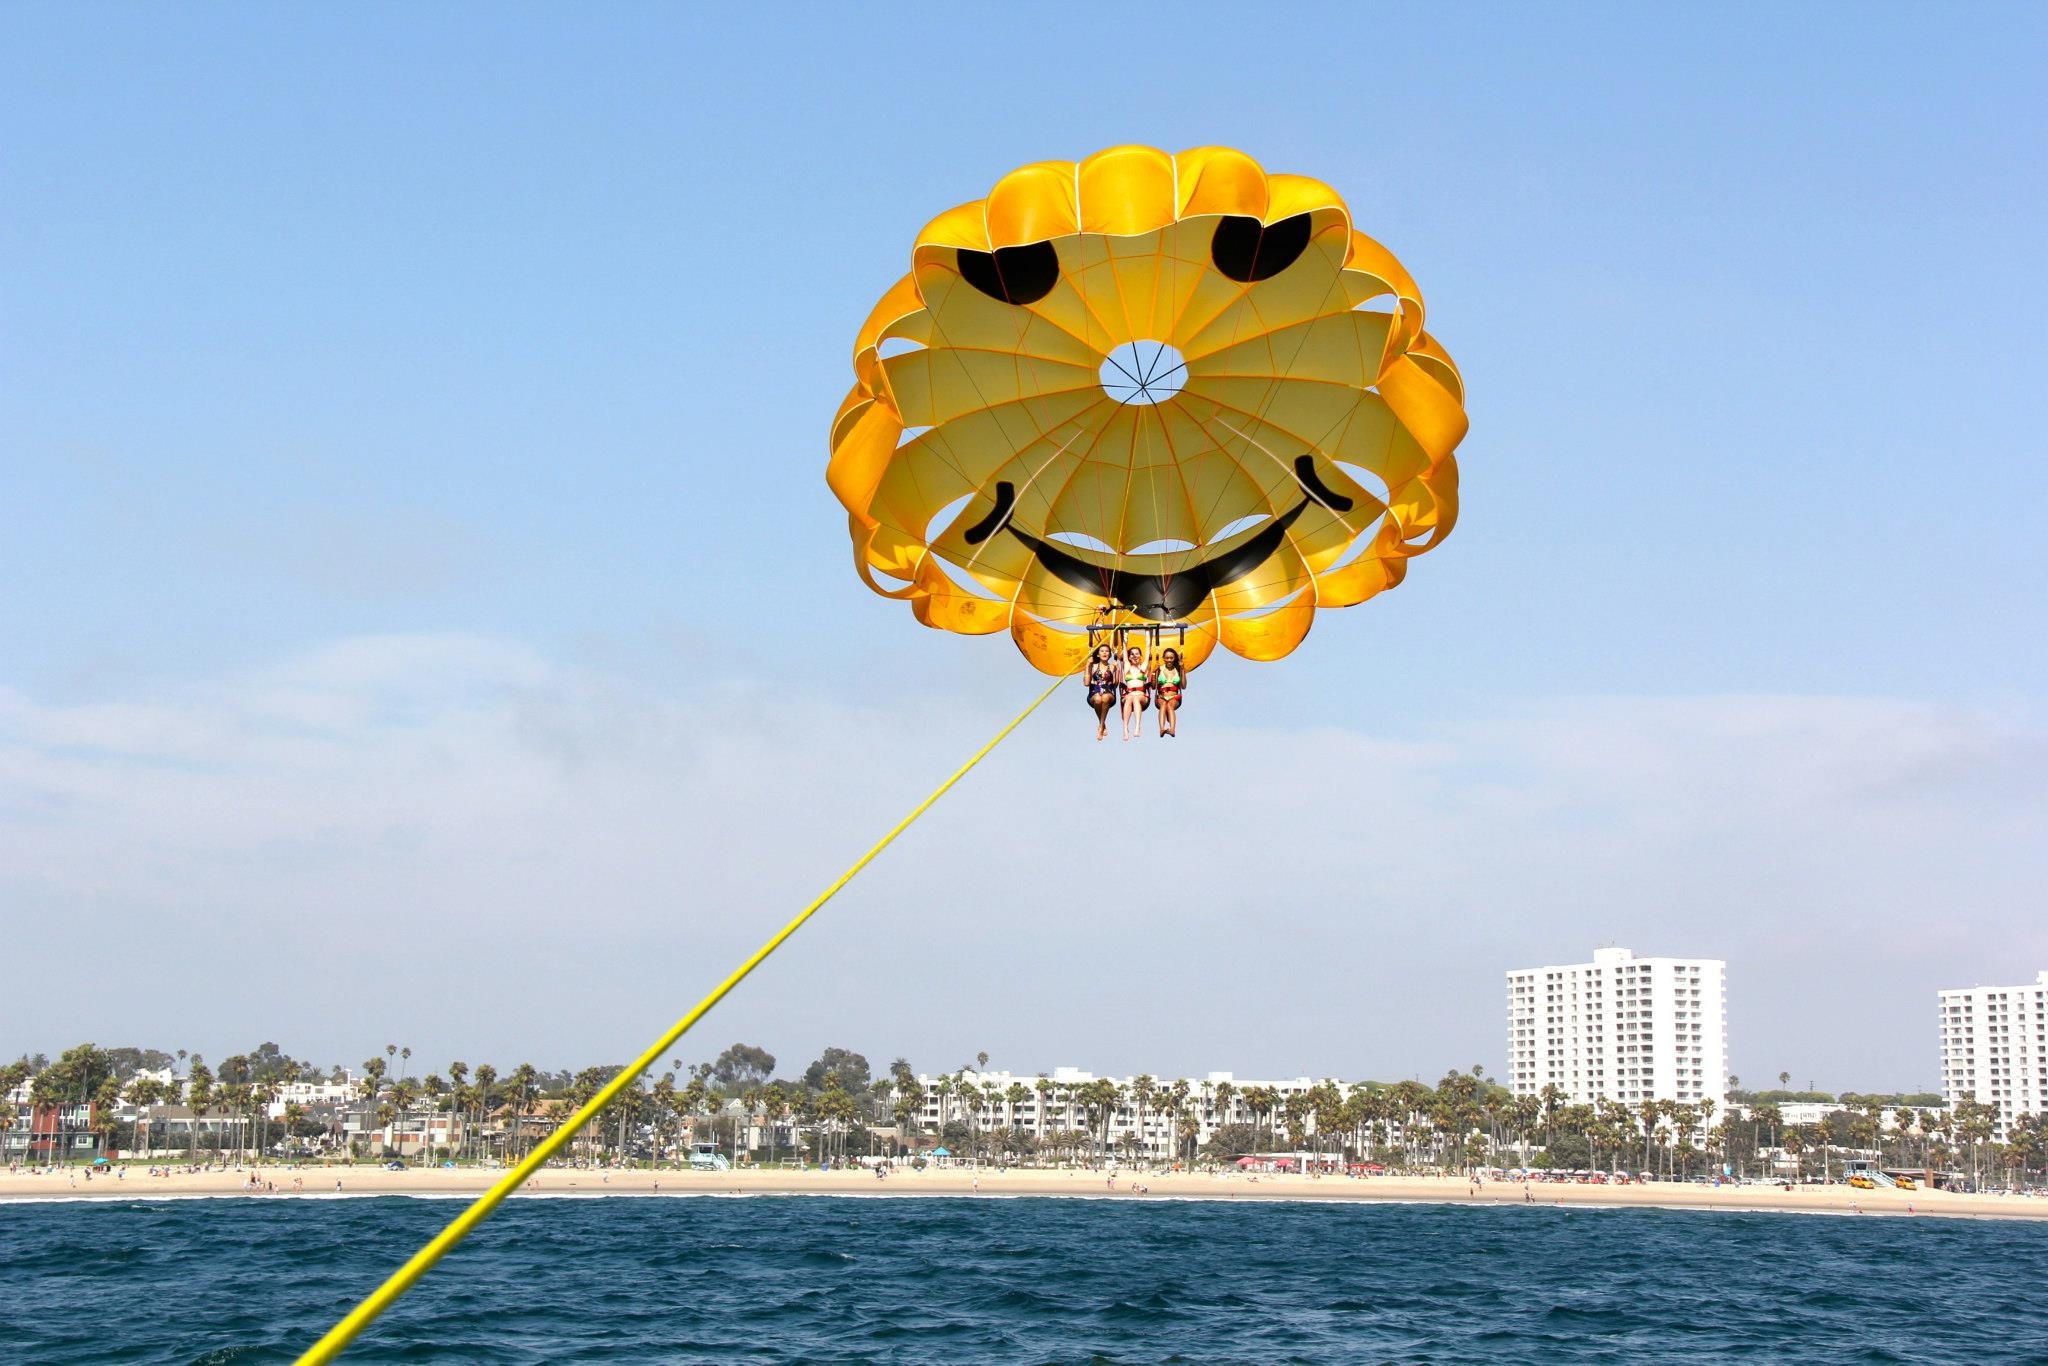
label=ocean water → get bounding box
[3,1195,2046,1364]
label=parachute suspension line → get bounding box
[292,670,1075,1366]
[1184,248,1356,558]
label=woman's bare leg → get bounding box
[1093,697,1111,740]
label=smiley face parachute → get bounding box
[827,145,1467,675]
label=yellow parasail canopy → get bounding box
[828,145,1468,675]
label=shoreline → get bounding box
[7,1166,2045,1222]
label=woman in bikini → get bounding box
[1119,645,1150,741]
[1084,643,1119,741]
[1152,647,1186,738]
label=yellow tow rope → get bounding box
[295,671,1070,1364]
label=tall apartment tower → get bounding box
[1938,970,2048,1141]
[1506,946,1728,1112]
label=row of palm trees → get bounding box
[13,1043,2048,1185]
[900,1066,1533,1170]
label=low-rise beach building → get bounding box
[1,1100,105,1163]
[905,1068,1370,1162]
[266,1074,359,1115]
[1939,970,2048,1141]
[1726,1099,1947,1135]
[1505,946,1727,1114]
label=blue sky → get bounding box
[4,5,2044,1088]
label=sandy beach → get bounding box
[8,1164,2044,1220]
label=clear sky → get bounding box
[5,4,2044,1091]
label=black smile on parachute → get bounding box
[963,454,1358,624]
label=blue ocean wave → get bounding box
[1,1197,2044,1363]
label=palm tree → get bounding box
[1003,1082,1029,1138]
[1671,1102,1699,1177]
[389,1077,420,1158]
[1282,1092,1311,1154]
[252,1079,278,1160]
[1076,1079,1120,1163]
[1309,1083,1346,1168]
[186,1060,214,1161]
[471,1065,497,1162]
[447,1062,470,1159]
[1907,1107,1936,1173]
[765,1085,793,1163]
[123,1076,162,1153]
[1753,1101,1782,1157]
[888,1089,917,1156]
[1884,1097,1916,1163]
[422,1074,447,1158]
[1130,1076,1156,1162]
[1166,1080,1192,1162]
[506,1063,538,1161]
[1512,1094,1540,1167]
[1956,1101,1996,1187]
[1536,1083,1564,1159]
[1196,1081,1228,1130]
[282,1102,308,1155]
[1242,1087,1277,1150]
[1636,1099,1660,1175]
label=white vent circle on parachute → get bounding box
[1098,340,1186,406]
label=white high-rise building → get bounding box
[1506,946,1727,1112]
[1938,971,2048,1141]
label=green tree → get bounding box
[712,1044,777,1091]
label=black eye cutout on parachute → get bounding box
[1210,213,1312,283]
[958,241,1061,305]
